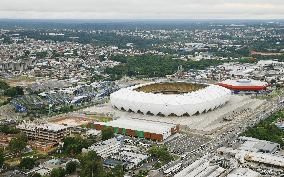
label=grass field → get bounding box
[86,114,112,122]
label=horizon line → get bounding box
[0,18,284,21]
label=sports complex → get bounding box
[110,82,231,117]
[83,81,266,136]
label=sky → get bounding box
[0,0,284,19]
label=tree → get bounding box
[0,125,20,134]
[36,51,48,58]
[80,151,105,177]
[240,110,284,147]
[105,54,225,80]
[101,127,114,141]
[107,165,124,177]
[4,86,24,97]
[59,105,74,114]
[9,134,28,153]
[50,168,66,177]
[91,74,104,82]
[62,136,94,156]
[31,173,41,177]
[0,148,4,167]
[148,145,173,164]
[66,161,78,174]
[0,80,10,90]
[134,170,149,177]
[19,157,35,170]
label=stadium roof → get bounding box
[110,82,231,116]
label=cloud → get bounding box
[0,0,284,19]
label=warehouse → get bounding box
[90,118,179,141]
[174,156,225,177]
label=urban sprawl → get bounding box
[0,20,284,177]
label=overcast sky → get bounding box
[1,0,284,19]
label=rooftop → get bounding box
[17,123,69,132]
[100,118,176,134]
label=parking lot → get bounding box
[164,133,211,155]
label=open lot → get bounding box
[48,115,91,127]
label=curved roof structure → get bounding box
[218,79,268,91]
[110,82,231,116]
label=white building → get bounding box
[238,136,280,153]
[174,156,225,177]
[110,82,231,116]
[84,137,122,159]
[245,152,284,168]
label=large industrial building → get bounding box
[218,79,269,94]
[110,82,231,116]
[90,118,179,141]
[238,136,280,154]
[174,156,226,177]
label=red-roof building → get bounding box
[218,79,269,93]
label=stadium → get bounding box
[218,79,269,94]
[110,82,231,116]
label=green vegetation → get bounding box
[107,165,125,177]
[0,81,10,90]
[4,86,24,97]
[79,151,124,177]
[91,74,104,82]
[31,173,41,177]
[0,125,19,134]
[134,170,149,177]
[79,151,105,177]
[0,80,24,98]
[36,51,48,58]
[148,145,174,164]
[241,110,284,147]
[105,54,224,80]
[50,167,66,177]
[239,57,257,63]
[62,136,95,156]
[9,134,28,153]
[86,114,112,122]
[59,105,74,114]
[0,148,4,167]
[257,89,283,100]
[101,127,115,141]
[19,157,36,170]
[65,161,78,174]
